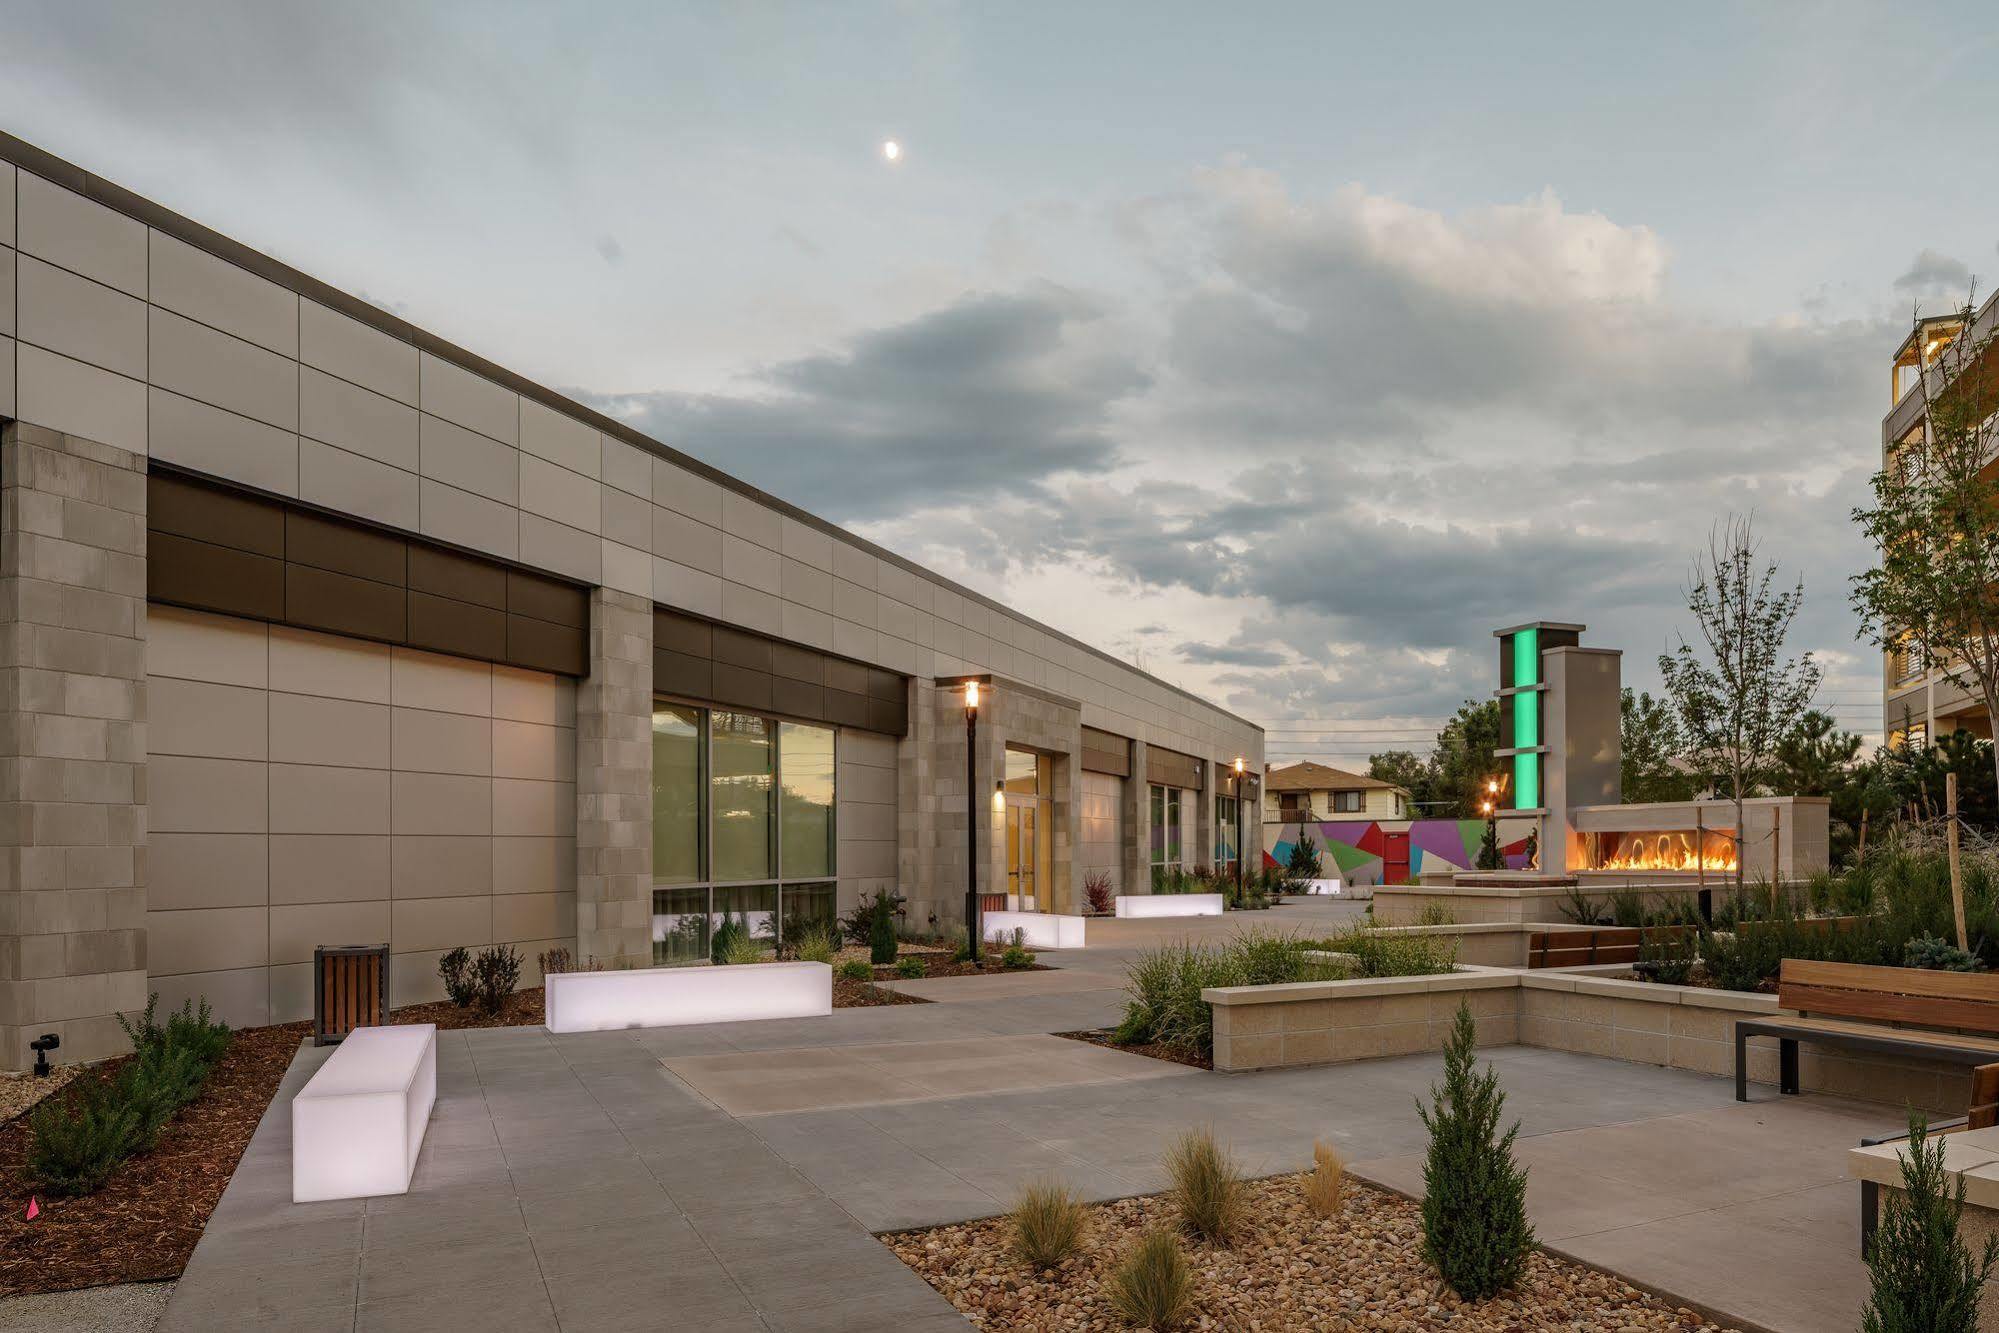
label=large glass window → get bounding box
[711,712,775,882]
[649,704,840,964]
[652,705,704,885]
[1150,783,1183,887]
[1215,792,1239,875]
[779,722,836,879]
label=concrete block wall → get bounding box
[836,728,897,917]
[0,421,150,1066]
[575,588,650,967]
[1078,770,1123,896]
[145,604,577,1026]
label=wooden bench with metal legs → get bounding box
[1732,959,1999,1103]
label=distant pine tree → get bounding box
[1417,1001,1533,1301]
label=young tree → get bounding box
[1620,688,1698,804]
[1417,1001,1533,1301]
[1658,516,1822,894]
[1853,296,1999,806]
[1862,1110,1999,1333]
[1429,700,1505,819]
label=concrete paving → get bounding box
[157,943,1895,1332]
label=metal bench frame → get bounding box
[1733,1018,1999,1103]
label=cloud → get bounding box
[1894,248,1973,299]
[595,235,625,266]
[591,287,1148,519]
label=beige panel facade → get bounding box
[145,605,578,1026]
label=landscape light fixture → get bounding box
[964,681,982,963]
[29,1033,58,1078]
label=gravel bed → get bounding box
[0,1067,79,1127]
[886,1172,1740,1331]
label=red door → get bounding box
[1382,831,1410,886]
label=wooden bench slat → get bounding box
[1779,983,1999,1035]
[1782,959,1999,1003]
[1751,1015,1999,1054]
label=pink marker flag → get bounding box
[25,1197,39,1221]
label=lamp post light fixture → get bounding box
[964,680,981,964]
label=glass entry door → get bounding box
[1003,748,1055,911]
[1006,803,1038,909]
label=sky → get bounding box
[7,0,1997,766]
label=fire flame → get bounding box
[1593,831,1737,873]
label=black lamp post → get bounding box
[965,681,981,963]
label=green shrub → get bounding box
[895,956,927,979]
[1633,928,1696,985]
[711,915,748,967]
[1119,942,1234,1056]
[438,946,475,1006]
[1001,945,1034,970]
[869,901,899,965]
[1165,1126,1246,1244]
[1905,934,1986,973]
[836,959,873,982]
[1417,1001,1533,1301]
[29,995,231,1197]
[1864,1111,1999,1333]
[1105,1227,1193,1329]
[720,930,765,966]
[1415,903,1457,926]
[790,926,837,965]
[839,887,906,947]
[1008,1179,1088,1271]
[470,944,523,1014]
[1300,924,1458,979]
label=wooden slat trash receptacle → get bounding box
[314,945,391,1046]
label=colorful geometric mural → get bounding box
[1262,818,1536,888]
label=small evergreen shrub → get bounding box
[1001,945,1035,970]
[1417,1000,1533,1301]
[840,887,905,947]
[1105,1227,1193,1329]
[1863,1110,1999,1333]
[1905,934,1986,973]
[837,959,873,982]
[470,945,523,1015]
[1287,832,1323,881]
[790,926,837,964]
[1305,1139,1345,1217]
[28,995,231,1197]
[1008,1179,1087,1270]
[869,902,900,965]
[895,956,927,979]
[1083,870,1116,915]
[438,947,475,1006]
[1633,928,1696,985]
[1165,1126,1246,1244]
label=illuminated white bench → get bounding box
[544,960,832,1033]
[983,910,1086,950]
[291,1023,436,1203]
[1115,893,1226,918]
[1304,879,1348,896]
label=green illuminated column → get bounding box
[1511,627,1539,808]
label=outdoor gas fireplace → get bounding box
[1569,797,1827,885]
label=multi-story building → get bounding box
[1881,292,1999,747]
[0,132,1264,1067]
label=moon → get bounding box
[881,140,902,163]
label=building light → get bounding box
[965,680,980,711]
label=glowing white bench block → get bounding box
[1305,879,1348,896]
[544,961,833,1033]
[292,1023,436,1203]
[983,910,1087,950]
[1116,893,1226,918]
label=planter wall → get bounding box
[1204,968,1517,1072]
[1205,962,1975,1111]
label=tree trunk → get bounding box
[1733,784,1746,901]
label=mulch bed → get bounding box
[1056,1028,1212,1071]
[835,978,930,1007]
[390,987,546,1029]
[887,1171,1741,1331]
[883,958,1053,981]
[0,1019,310,1297]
